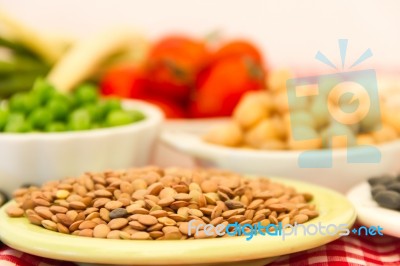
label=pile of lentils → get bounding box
[368,175,400,210]
[6,167,318,240]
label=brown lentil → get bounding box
[131,231,151,240]
[138,215,158,226]
[129,221,146,230]
[293,214,309,224]
[6,206,26,218]
[108,218,128,230]
[49,205,68,214]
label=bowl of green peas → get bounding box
[0,78,164,195]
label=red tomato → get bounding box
[100,65,149,98]
[147,35,211,102]
[140,95,186,119]
[189,56,265,118]
[100,64,186,119]
[212,39,263,64]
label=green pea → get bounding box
[321,123,356,148]
[28,108,53,130]
[68,109,91,131]
[100,98,122,117]
[9,92,40,114]
[4,122,31,133]
[310,95,330,129]
[45,122,66,132]
[8,94,25,112]
[106,110,134,127]
[1,79,145,134]
[7,113,25,124]
[46,98,70,121]
[290,110,316,129]
[127,110,145,122]
[0,109,9,131]
[32,77,56,104]
[90,123,102,129]
[292,125,319,141]
[74,84,99,105]
[4,113,31,133]
[83,104,102,122]
[51,93,76,109]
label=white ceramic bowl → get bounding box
[0,100,163,196]
[161,131,400,193]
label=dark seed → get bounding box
[374,191,400,210]
[371,185,386,197]
[368,176,395,186]
[386,182,400,193]
[225,200,244,209]
[109,208,128,219]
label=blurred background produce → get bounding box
[0,10,267,119]
[203,69,400,150]
[100,36,267,118]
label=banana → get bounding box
[47,28,149,92]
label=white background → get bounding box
[1,0,400,74]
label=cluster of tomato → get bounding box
[100,35,266,118]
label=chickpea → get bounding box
[321,123,356,148]
[382,107,400,134]
[240,145,256,150]
[254,91,274,108]
[272,91,289,114]
[244,119,282,148]
[267,69,293,93]
[289,110,316,129]
[283,112,314,139]
[233,92,271,129]
[329,106,361,128]
[283,113,292,138]
[327,81,369,107]
[329,136,352,149]
[287,125,321,150]
[310,95,330,129]
[372,123,398,144]
[359,107,381,133]
[270,115,286,139]
[259,139,287,150]
[383,93,400,110]
[203,122,243,147]
[356,134,375,146]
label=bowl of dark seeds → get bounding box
[368,175,400,211]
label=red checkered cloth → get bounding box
[1,234,399,266]
[0,244,76,266]
[269,234,400,266]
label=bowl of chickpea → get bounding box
[162,70,400,193]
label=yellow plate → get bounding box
[0,178,356,266]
